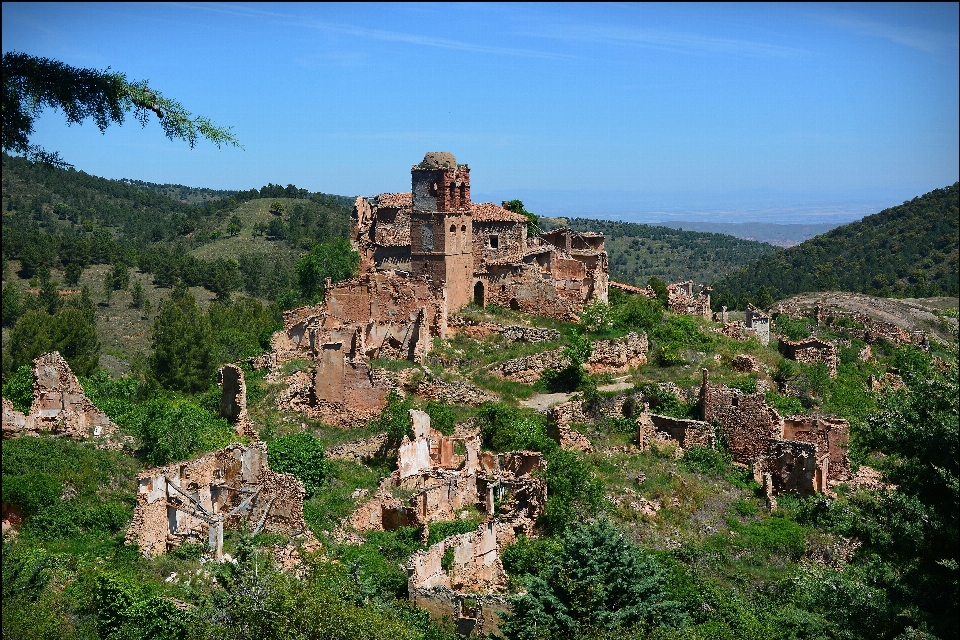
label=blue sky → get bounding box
[3,3,958,223]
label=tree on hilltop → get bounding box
[2,51,241,168]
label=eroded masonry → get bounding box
[264,151,610,426]
[126,442,306,558]
[1,351,127,449]
[345,409,545,636]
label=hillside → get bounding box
[542,217,779,285]
[712,183,960,309]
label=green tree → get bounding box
[296,238,361,302]
[504,199,540,236]
[3,51,241,168]
[647,276,668,308]
[120,398,234,466]
[502,519,685,639]
[854,349,959,637]
[130,279,145,309]
[6,308,100,377]
[151,284,215,392]
[64,262,83,286]
[267,433,327,499]
[227,214,243,236]
[2,284,23,327]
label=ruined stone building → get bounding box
[352,152,609,320]
[778,336,839,377]
[667,281,712,318]
[127,442,306,558]
[344,410,546,636]
[698,369,850,499]
[1,351,127,449]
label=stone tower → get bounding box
[410,152,474,311]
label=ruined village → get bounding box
[4,151,955,639]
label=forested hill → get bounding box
[551,217,779,286]
[711,183,960,310]
[1,153,353,296]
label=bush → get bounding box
[423,400,456,435]
[774,315,813,341]
[2,364,34,413]
[427,519,480,546]
[477,403,556,453]
[119,398,235,466]
[375,389,416,445]
[540,448,604,535]
[267,433,327,499]
[501,519,685,639]
[680,446,729,476]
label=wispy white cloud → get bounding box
[178,2,576,60]
[516,21,807,58]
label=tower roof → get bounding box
[418,151,457,169]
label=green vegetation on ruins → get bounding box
[2,158,958,639]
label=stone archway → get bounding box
[474,281,485,307]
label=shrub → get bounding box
[540,448,604,535]
[2,364,34,413]
[375,389,416,445]
[119,398,235,466]
[501,519,685,639]
[427,519,479,546]
[424,400,456,436]
[477,403,556,453]
[267,432,327,498]
[680,446,729,476]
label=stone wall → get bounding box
[496,332,648,382]
[126,442,305,558]
[781,415,850,482]
[1,352,126,448]
[637,412,714,452]
[701,369,782,465]
[217,364,258,438]
[778,337,839,377]
[667,281,711,318]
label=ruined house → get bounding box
[667,281,712,318]
[1,351,126,448]
[696,369,851,498]
[126,442,306,558]
[351,152,609,321]
[344,410,546,636]
[778,336,839,377]
[349,410,545,535]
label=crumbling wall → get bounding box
[415,377,500,406]
[1,352,125,448]
[731,354,762,373]
[667,281,711,318]
[546,401,594,453]
[744,304,771,345]
[410,586,510,639]
[217,364,258,438]
[781,416,850,482]
[701,369,782,464]
[779,337,838,377]
[755,439,826,497]
[637,412,714,452]
[126,442,305,558]
[497,332,648,383]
